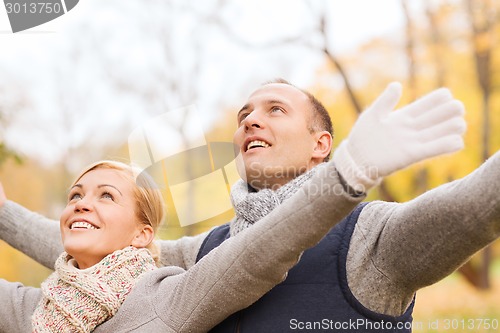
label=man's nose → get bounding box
[243,111,265,131]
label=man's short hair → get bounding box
[264,78,334,162]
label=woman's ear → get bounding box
[312,131,333,161]
[131,225,155,248]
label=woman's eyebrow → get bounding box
[98,184,123,196]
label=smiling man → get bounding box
[1,79,500,333]
[234,80,332,190]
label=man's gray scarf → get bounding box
[230,168,317,237]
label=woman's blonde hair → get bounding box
[71,160,164,265]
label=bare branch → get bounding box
[318,11,362,114]
[424,0,446,87]
[401,0,417,100]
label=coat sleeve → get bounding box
[0,201,62,270]
[156,231,210,269]
[0,279,42,333]
[154,161,366,332]
[347,150,500,316]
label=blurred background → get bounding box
[0,0,499,331]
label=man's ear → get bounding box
[131,225,155,248]
[312,131,333,161]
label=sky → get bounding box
[0,0,403,54]
[0,0,406,166]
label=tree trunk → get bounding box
[458,0,495,290]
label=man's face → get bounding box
[233,83,322,190]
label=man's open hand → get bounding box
[333,82,466,192]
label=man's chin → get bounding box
[246,172,290,191]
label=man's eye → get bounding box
[238,113,249,124]
[270,106,284,113]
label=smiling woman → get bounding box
[59,161,162,269]
[31,160,163,331]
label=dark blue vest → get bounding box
[196,203,415,332]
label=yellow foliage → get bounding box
[0,159,59,286]
[413,268,500,332]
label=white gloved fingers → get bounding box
[415,134,465,159]
[333,82,466,192]
[412,100,465,130]
[364,82,402,118]
[391,133,464,171]
[418,117,467,143]
[400,88,453,118]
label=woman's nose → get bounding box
[74,197,92,212]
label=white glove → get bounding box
[333,82,466,192]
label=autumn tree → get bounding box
[0,73,25,168]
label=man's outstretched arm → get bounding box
[329,82,469,316]
[349,150,500,316]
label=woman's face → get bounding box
[60,168,145,269]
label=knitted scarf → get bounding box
[230,168,317,237]
[32,246,157,333]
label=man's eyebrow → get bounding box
[237,99,288,118]
[98,184,123,196]
[237,103,251,118]
[264,99,288,107]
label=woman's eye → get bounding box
[69,193,82,201]
[270,106,284,113]
[102,192,114,200]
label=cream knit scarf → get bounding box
[230,168,317,237]
[32,246,157,333]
